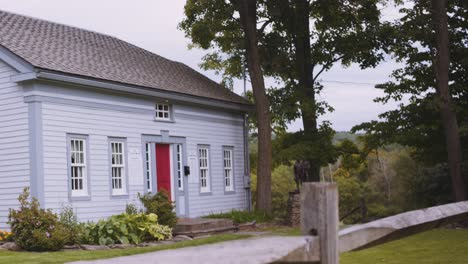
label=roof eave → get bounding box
[0,45,35,73]
[13,69,255,113]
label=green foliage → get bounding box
[332,141,422,223]
[8,188,69,251]
[59,206,85,245]
[251,165,297,220]
[352,1,468,166]
[334,169,389,224]
[273,123,339,168]
[82,213,172,245]
[332,140,468,224]
[0,230,12,242]
[125,204,139,215]
[204,210,273,224]
[392,159,468,210]
[180,0,387,165]
[138,191,177,228]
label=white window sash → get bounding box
[70,138,88,197]
[155,103,171,120]
[177,144,184,191]
[145,143,152,192]
[199,147,210,193]
[110,141,127,195]
[224,149,234,191]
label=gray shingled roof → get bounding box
[0,10,250,106]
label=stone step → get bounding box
[173,218,236,237]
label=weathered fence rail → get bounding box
[339,200,468,252]
[276,183,468,263]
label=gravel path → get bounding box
[69,236,312,264]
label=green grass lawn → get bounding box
[0,234,250,264]
[1,228,466,264]
[341,228,468,264]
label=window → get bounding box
[110,140,127,195]
[176,144,183,191]
[145,143,152,192]
[223,148,234,191]
[198,146,210,193]
[155,103,170,120]
[69,138,88,196]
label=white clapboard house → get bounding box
[0,10,253,230]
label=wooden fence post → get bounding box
[301,183,338,264]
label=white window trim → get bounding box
[109,140,128,196]
[155,103,171,121]
[176,144,184,191]
[69,137,88,197]
[223,148,234,192]
[198,146,211,193]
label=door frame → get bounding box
[141,132,189,217]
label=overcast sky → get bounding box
[0,0,404,131]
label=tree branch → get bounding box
[258,19,272,36]
[313,55,345,82]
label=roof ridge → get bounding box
[0,9,122,42]
[0,10,205,74]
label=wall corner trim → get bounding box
[28,101,45,206]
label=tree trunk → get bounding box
[238,0,273,212]
[293,0,320,182]
[432,0,466,201]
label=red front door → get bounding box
[156,144,171,200]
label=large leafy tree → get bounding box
[180,0,387,182]
[353,0,468,201]
[181,0,273,212]
[238,0,273,212]
[266,0,387,181]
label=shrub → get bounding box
[8,188,69,251]
[138,191,177,228]
[125,203,139,215]
[82,213,172,245]
[0,230,12,242]
[59,206,85,245]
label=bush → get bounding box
[125,203,139,215]
[59,206,85,245]
[8,188,69,251]
[82,213,172,245]
[0,230,12,242]
[138,191,177,228]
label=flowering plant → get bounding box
[0,230,12,242]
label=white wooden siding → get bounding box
[38,82,247,221]
[0,60,30,230]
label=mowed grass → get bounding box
[0,234,250,264]
[341,228,468,264]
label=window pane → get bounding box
[156,104,170,120]
[223,149,233,190]
[199,147,210,191]
[70,138,87,194]
[176,144,183,190]
[110,141,126,193]
[145,143,152,191]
